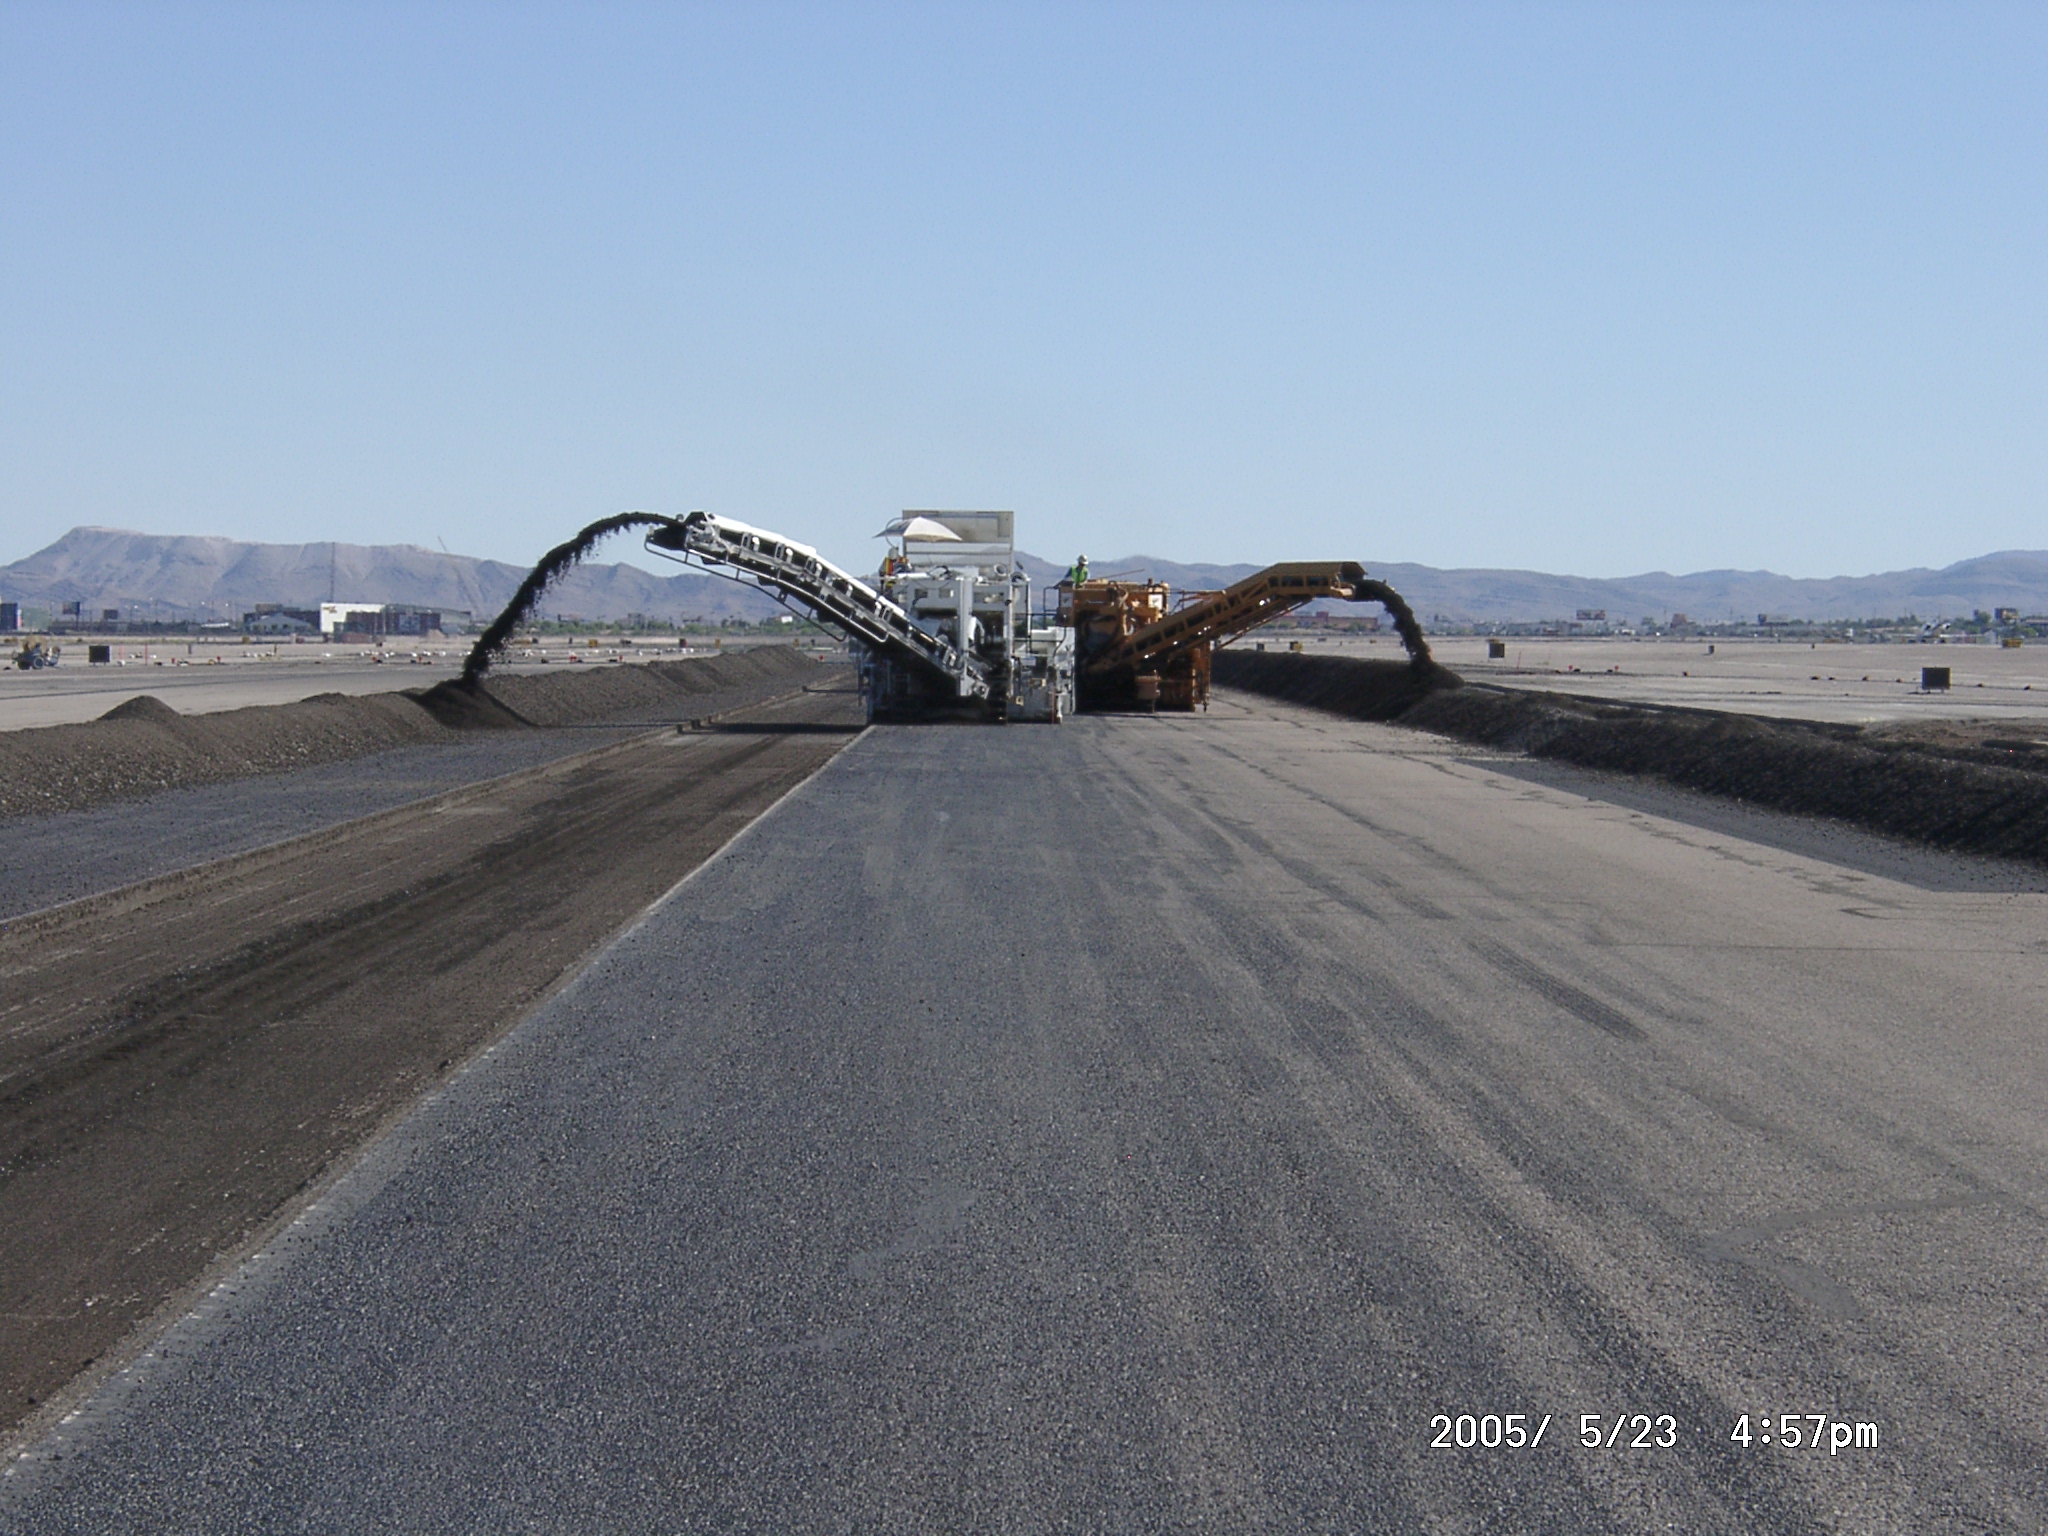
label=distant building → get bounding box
[244,606,318,634]
[0,602,19,632]
[318,602,468,637]
[321,601,380,635]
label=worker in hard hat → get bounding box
[1066,555,1090,584]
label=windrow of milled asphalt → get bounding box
[0,730,638,922]
[0,649,831,921]
[0,645,825,822]
[1215,648,2048,865]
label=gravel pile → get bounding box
[1216,648,2048,866]
[1,648,835,820]
[0,692,450,819]
[464,647,820,726]
[0,729,653,921]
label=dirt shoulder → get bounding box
[0,679,864,1439]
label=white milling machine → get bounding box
[645,508,1074,722]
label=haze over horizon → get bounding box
[11,522,2048,591]
[4,3,2042,583]
[11,524,2048,630]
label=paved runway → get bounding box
[6,694,2044,1532]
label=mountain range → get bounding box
[0,528,783,625]
[5,527,2047,627]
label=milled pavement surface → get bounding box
[0,660,838,920]
[0,729,637,920]
[5,691,2043,1532]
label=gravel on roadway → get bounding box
[6,689,2042,1532]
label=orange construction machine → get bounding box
[1063,561,1419,712]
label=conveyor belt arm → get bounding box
[643,512,989,698]
[1084,561,1426,674]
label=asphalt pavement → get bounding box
[5,692,2043,1533]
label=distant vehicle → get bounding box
[13,640,59,669]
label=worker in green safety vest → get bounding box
[1066,555,1089,585]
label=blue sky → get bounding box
[3,1,2042,580]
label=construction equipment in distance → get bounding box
[1065,562,1392,712]
[641,509,1421,723]
[644,508,1070,722]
